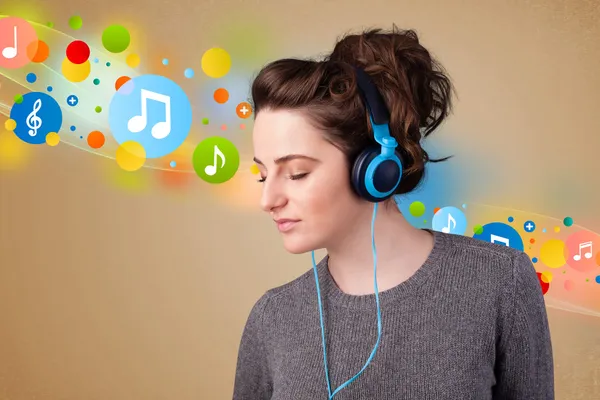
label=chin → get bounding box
[281,235,319,255]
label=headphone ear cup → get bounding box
[351,146,381,202]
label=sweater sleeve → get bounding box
[492,251,555,399]
[233,293,273,400]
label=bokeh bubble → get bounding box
[565,230,598,273]
[26,73,37,83]
[201,48,231,78]
[27,40,50,63]
[250,163,260,175]
[473,224,484,235]
[563,216,574,227]
[87,131,105,149]
[408,201,426,217]
[115,76,131,91]
[126,53,140,68]
[541,271,553,283]
[539,239,566,269]
[184,68,194,79]
[116,141,146,171]
[45,132,60,146]
[564,280,575,291]
[5,119,16,131]
[536,272,550,295]
[214,88,229,103]
[95,106,102,113]
[162,58,169,65]
[68,15,83,30]
[66,40,90,64]
[0,17,38,69]
[62,58,90,82]
[14,94,24,104]
[102,25,131,53]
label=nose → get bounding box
[260,178,287,213]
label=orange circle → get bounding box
[115,76,131,91]
[87,131,105,149]
[530,238,535,244]
[27,40,49,63]
[214,88,229,104]
[433,207,441,215]
[236,102,253,119]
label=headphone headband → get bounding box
[353,66,390,126]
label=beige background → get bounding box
[1,0,600,399]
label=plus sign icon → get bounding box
[66,95,79,107]
[236,102,253,119]
[524,220,536,233]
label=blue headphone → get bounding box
[350,66,404,202]
[310,67,401,399]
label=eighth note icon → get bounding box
[127,89,172,139]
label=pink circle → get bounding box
[564,280,574,291]
[0,17,39,69]
[564,230,599,273]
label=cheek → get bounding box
[297,173,356,221]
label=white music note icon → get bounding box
[2,26,18,59]
[205,145,226,176]
[127,89,172,139]
[573,241,593,261]
[441,214,456,233]
[491,234,510,247]
[26,98,43,136]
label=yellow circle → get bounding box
[201,48,231,78]
[45,132,60,146]
[62,58,91,82]
[541,271,553,283]
[4,119,16,131]
[250,163,260,175]
[539,239,566,269]
[0,130,30,170]
[116,141,146,171]
[554,226,560,233]
[126,53,140,68]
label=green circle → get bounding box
[14,94,23,104]
[69,16,83,30]
[473,224,484,235]
[409,201,426,217]
[202,118,209,125]
[95,106,102,113]
[93,78,100,85]
[192,137,240,184]
[47,22,54,28]
[563,217,573,227]
[101,25,131,53]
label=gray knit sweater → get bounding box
[233,230,554,399]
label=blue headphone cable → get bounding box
[311,202,383,399]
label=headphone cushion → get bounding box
[351,146,403,202]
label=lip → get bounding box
[274,219,300,233]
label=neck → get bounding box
[325,201,434,295]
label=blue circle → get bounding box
[70,126,76,131]
[462,203,467,208]
[170,160,176,168]
[26,72,37,83]
[472,222,524,251]
[523,220,536,233]
[162,58,169,65]
[47,86,53,92]
[80,135,83,139]
[431,206,467,235]
[66,95,79,107]
[184,68,194,78]
[108,74,192,159]
[508,216,514,222]
[595,275,600,284]
[106,62,111,67]
[532,257,538,263]
[9,92,62,145]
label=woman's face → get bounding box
[252,109,364,254]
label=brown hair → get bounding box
[250,26,454,195]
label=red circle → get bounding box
[536,272,550,295]
[66,40,90,64]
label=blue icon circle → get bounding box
[523,220,536,232]
[10,92,63,145]
[108,74,192,159]
[66,95,79,106]
[472,222,524,251]
[431,206,467,235]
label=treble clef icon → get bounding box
[26,98,43,137]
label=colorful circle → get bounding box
[472,222,524,251]
[126,53,140,68]
[95,106,102,113]
[116,140,145,171]
[9,92,63,145]
[201,48,231,78]
[563,217,574,227]
[26,72,37,83]
[236,102,253,119]
[115,76,131,91]
[14,94,24,104]
[565,230,598,273]
[214,88,229,103]
[250,163,259,174]
[192,136,240,184]
[564,279,574,291]
[87,130,105,149]
[5,119,16,131]
[66,40,90,64]
[162,58,169,65]
[45,132,60,146]
[62,58,91,82]
[473,224,484,235]
[536,272,550,295]
[539,239,566,269]
[432,206,467,235]
[523,220,536,233]
[102,25,131,53]
[508,216,514,222]
[28,40,50,63]
[108,74,193,159]
[68,15,83,30]
[408,201,426,217]
[0,17,39,69]
[184,68,194,78]
[66,95,78,106]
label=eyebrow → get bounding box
[253,154,320,166]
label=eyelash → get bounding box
[257,173,308,183]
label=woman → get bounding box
[233,27,554,400]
